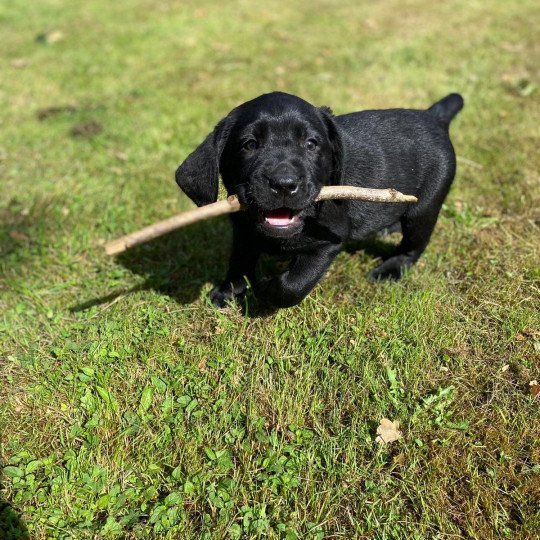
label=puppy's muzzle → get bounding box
[267,173,301,196]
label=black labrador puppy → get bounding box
[176,91,463,308]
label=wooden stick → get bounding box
[105,196,242,255]
[104,186,417,255]
[316,186,417,203]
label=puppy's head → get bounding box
[176,92,343,238]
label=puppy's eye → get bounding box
[305,138,318,150]
[243,139,258,151]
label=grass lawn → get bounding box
[1,0,539,538]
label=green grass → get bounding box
[1,0,539,538]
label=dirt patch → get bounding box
[36,105,77,120]
[70,120,103,138]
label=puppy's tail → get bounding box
[427,93,464,126]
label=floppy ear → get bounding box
[175,116,233,207]
[319,106,344,185]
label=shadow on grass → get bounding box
[73,218,230,311]
[344,234,398,260]
[0,496,29,540]
[72,217,400,315]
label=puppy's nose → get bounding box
[269,175,299,196]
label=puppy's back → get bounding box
[336,105,460,238]
[337,109,454,188]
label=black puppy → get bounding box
[176,92,463,308]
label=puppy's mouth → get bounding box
[263,208,301,228]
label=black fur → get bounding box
[176,92,463,308]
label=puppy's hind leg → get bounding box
[369,208,441,281]
[370,154,455,281]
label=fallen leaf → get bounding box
[9,231,29,242]
[375,418,402,444]
[11,58,29,68]
[365,18,378,29]
[530,380,539,397]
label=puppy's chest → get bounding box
[258,234,318,255]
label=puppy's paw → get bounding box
[252,275,305,308]
[252,276,272,297]
[369,255,411,281]
[209,280,247,308]
[252,276,285,305]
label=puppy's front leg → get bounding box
[209,216,259,308]
[256,243,341,308]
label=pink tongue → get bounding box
[265,209,293,226]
